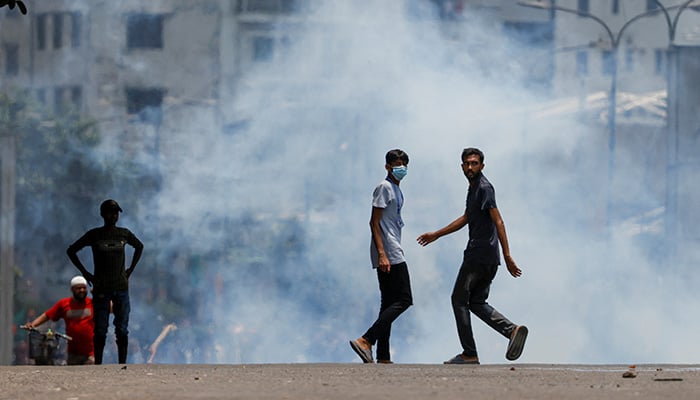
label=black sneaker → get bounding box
[506,325,528,361]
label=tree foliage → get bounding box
[1,91,112,299]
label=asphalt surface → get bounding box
[2,363,698,399]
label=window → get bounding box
[235,0,299,14]
[248,0,279,12]
[279,0,298,13]
[53,13,63,49]
[252,35,274,62]
[53,86,83,113]
[36,14,47,50]
[602,50,615,75]
[125,87,164,124]
[71,86,82,110]
[54,87,65,113]
[4,43,18,76]
[36,88,46,106]
[612,0,619,14]
[503,21,553,47]
[576,50,588,77]
[654,49,664,75]
[71,12,82,48]
[577,0,589,14]
[126,14,164,49]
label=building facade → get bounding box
[0,0,557,139]
[548,0,700,102]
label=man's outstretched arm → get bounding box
[416,213,468,246]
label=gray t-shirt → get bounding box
[370,178,405,268]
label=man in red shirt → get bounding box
[26,276,95,365]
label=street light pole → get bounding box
[518,0,682,230]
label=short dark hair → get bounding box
[386,149,409,165]
[461,147,484,163]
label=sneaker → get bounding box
[376,359,394,364]
[349,339,374,363]
[443,354,480,364]
[506,325,528,361]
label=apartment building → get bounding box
[0,0,556,128]
[0,1,319,164]
[0,2,208,160]
[4,1,697,128]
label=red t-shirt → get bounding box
[45,297,94,356]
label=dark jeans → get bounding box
[363,262,413,361]
[93,290,130,341]
[451,259,515,357]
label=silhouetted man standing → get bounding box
[67,199,143,364]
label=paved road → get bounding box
[2,363,698,399]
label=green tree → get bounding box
[0,91,111,302]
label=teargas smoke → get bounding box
[12,0,699,364]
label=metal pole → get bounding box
[0,135,17,365]
[665,45,678,262]
[606,49,618,229]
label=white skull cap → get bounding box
[70,276,88,287]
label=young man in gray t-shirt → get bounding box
[350,149,414,364]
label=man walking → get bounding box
[67,199,143,364]
[417,148,527,364]
[350,149,413,364]
[25,276,95,365]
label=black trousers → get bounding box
[363,262,413,361]
[451,260,515,357]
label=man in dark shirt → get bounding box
[417,148,527,364]
[67,199,143,364]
